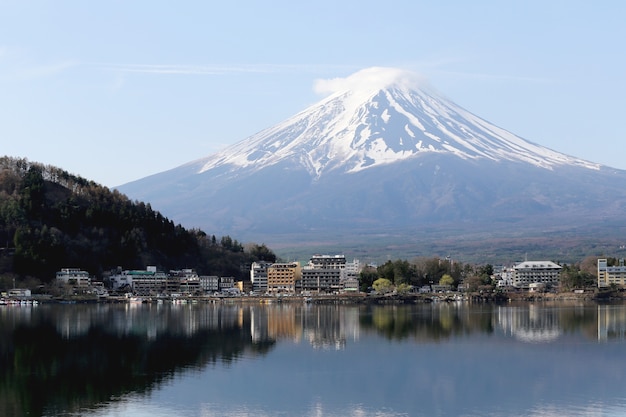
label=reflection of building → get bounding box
[250,307,270,342]
[267,305,302,342]
[302,305,355,350]
[597,305,626,341]
[267,262,301,293]
[497,305,562,343]
[512,261,561,289]
[597,258,626,288]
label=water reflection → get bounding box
[1,301,626,416]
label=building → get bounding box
[496,266,515,288]
[171,269,200,294]
[200,275,220,293]
[513,261,562,289]
[219,276,235,291]
[236,280,253,294]
[342,258,361,292]
[597,258,626,288]
[267,262,301,294]
[8,288,31,298]
[309,255,347,269]
[301,267,342,293]
[56,268,91,286]
[251,261,272,293]
[109,266,168,295]
[301,255,361,293]
[130,266,169,295]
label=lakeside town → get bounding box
[3,253,626,305]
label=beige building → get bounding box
[267,262,301,294]
[597,258,626,288]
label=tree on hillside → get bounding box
[0,157,275,283]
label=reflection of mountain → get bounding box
[0,304,269,417]
[1,303,365,416]
[0,302,609,416]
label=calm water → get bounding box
[2,300,626,417]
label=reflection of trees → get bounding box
[360,304,496,341]
[0,305,275,417]
[360,303,600,342]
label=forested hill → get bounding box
[0,157,276,283]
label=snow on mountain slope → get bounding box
[196,67,599,180]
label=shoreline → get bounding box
[5,289,625,305]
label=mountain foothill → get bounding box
[0,157,276,286]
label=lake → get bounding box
[2,300,626,417]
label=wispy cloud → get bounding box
[433,69,558,84]
[18,60,78,79]
[93,63,357,76]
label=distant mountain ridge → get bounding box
[117,67,626,255]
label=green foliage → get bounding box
[396,283,412,294]
[372,278,393,294]
[358,265,378,292]
[0,157,276,284]
[439,274,454,286]
[377,259,416,285]
[560,263,596,290]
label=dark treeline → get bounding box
[0,157,276,285]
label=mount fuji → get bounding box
[118,67,626,253]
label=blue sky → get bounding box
[1,1,625,187]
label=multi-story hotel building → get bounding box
[108,266,168,295]
[512,261,562,289]
[309,255,347,269]
[200,275,220,293]
[300,255,361,293]
[267,262,301,294]
[301,267,342,293]
[597,258,626,288]
[56,268,91,286]
[251,261,273,293]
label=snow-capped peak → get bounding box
[197,67,600,178]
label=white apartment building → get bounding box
[56,268,91,286]
[251,261,273,292]
[513,261,562,289]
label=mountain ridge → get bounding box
[193,67,599,180]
